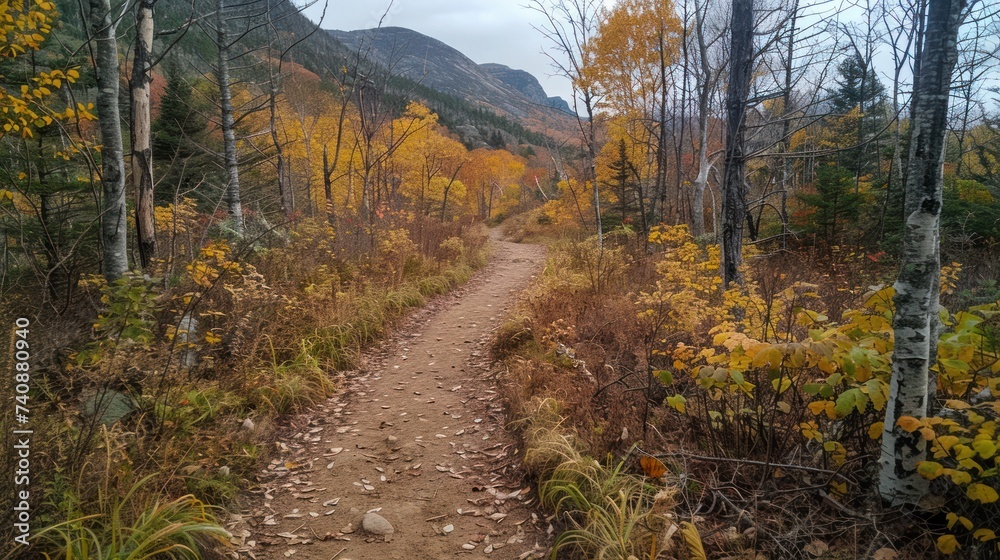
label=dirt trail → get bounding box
[231,235,548,560]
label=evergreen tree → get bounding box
[152,60,204,161]
[798,165,862,246]
[606,139,641,230]
[152,60,212,203]
[828,55,888,182]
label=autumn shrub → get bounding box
[438,235,464,265]
[499,221,1000,557]
[636,227,1000,555]
[15,207,493,559]
[495,235,654,454]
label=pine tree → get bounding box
[152,60,204,160]
[829,54,888,186]
[606,139,641,229]
[798,165,862,246]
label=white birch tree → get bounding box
[878,0,973,506]
[89,0,128,280]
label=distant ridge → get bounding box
[326,27,576,139]
[479,63,572,114]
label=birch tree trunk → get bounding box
[90,0,128,281]
[878,0,968,506]
[721,0,753,287]
[691,0,713,237]
[216,0,244,235]
[779,0,799,250]
[131,0,156,268]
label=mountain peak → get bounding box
[479,63,571,114]
[327,26,575,135]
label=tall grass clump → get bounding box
[518,399,687,560]
[24,469,228,560]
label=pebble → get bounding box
[361,512,394,535]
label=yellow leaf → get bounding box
[945,399,971,410]
[917,461,944,480]
[938,435,960,451]
[808,401,827,415]
[967,483,999,504]
[954,445,976,461]
[936,534,960,554]
[772,377,792,394]
[972,440,997,459]
[897,416,922,433]
[868,421,884,440]
[973,529,996,542]
[946,469,972,485]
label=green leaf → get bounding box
[803,383,822,395]
[666,394,687,414]
[941,359,969,373]
[656,369,673,385]
[834,389,857,417]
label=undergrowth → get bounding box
[0,216,490,559]
[494,220,1000,559]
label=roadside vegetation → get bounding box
[493,214,998,559]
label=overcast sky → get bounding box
[301,0,577,103]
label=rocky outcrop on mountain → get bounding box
[327,27,576,135]
[480,63,572,113]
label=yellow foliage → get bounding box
[0,1,90,142]
[588,0,682,115]
[186,242,241,288]
[639,237,1000,544]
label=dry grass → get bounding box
[1,218,491,558]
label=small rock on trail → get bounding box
[361,512,394,535]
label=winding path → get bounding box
[232,235,547,560]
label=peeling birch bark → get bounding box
[131,0,157,267]
[90,0,128,281]
[878,0,967,506]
